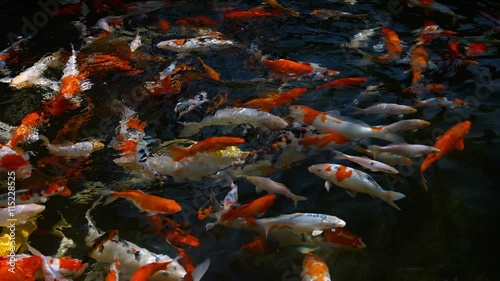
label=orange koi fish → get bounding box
[101,190,182,215]
[234,88,308,112]
[466,43,487,57]
[47,256,87,278]
[420,121,471,190]
[105,259,120,281]
[261,59,314,76]
[221,194,276,223]
[198,57,220,81]
[198,206,212,220]
[0,255,41,281]
[322,227,366,249]
[374,28,403,61]
[409,45,429,84]
[224,7,282,20]
[414,21,458,45]
[301,253,331,281]
[169,136,246,161]
[175,16,219,29]
[264,0,299,17]
[130,259,179,281]
[241,235,278,254]
[315,77,368,91]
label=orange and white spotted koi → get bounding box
[301,253,331,281]
[40,135,104,158]
[157,33,237,52]
[308,164,406,210]
[0,183,71,207]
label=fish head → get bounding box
[323,216,346,228]
[56,256,88,278]
[162,201,182,214]
[10,73,30,88]
[92,140,105,151]
[460,120,472,133]
[308,163,336,178]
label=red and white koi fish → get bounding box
[254,212,346,238]
[333,150,399,174]
[308,164,406,210]
[355,103,416,115]
[0,183,71,207]
[85,202,187,281]
[367,144,440,157]
[289,105,403,143]
[157,33,237,52]
[301,253,331,281]
[96,15,126,32]
[179,107,288,137]
[322,227,366,249]
[7,112,45,147]
[0,144,33,179]
[413,21,458,45]
[0,204,45,226]
[40,135,104,158]
[27,245,70,281]
[105,259,120,281]
[420,121,471,190]
[380,119,431,133]
[46,255,88,278]
[0,255,41,281]
[244,176,307,207]
[414,97,468,108]
[101,190,182,216]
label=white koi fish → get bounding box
[0,204,45,226]
[0,183,70,207]
[355,103,417,115]
[0,144,33,179]
[368,144,440,157]
[333,150,399,174]
[254,212,346,238]
[414,97,468,108]
[381,119,431,133]
[308,164,405,210]
[129,33,142,52]
[244,176,307,207]
[8,55,57,89]
[40,135,104,158]
[157,34,237,52]
[179,107,288,137]
[289,105,403,143]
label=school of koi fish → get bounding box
[0,0,499,280]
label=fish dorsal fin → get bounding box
[325,110,369,127]
[455,138,464,150]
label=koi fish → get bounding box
[367,144,440,157]
[301,253,331,281]
[27,245,70,281]
[88,229,120,258]
[404,0,463,19]
[129,33,142,52]
[381,119,431,133]
[130,257,180,281]
[420,121,471,190]
[254,212,346,238]
[264,0,299,17]
[179,107,288,137]
[413,21,458,45]
[409,45,429,84]
[8,55,56,89]
[0,183,71,207]
[261,59,314,77]
[244,176,307,207]
[297,133,349,151]
[197,57,220,81]
[289,105,403,143]
[355,103,416,115]
[175,91,209,118]
[0,144,33,179]
[175,16,219,29]
[234,87,308,112]
[308,164,406,210]
[333,150,399,174]
[240,235,278,255]
[224,7,282,20]
[46,256,87,278]
[355,146,413,166]
[221,194,276,223]
[343,28,379,49]
[0,255,41,281]
[7,112,45,147]
[414,97,468,108]
[466,43,487,57]
[311,9,367,20]
[169,136,246,161]
[105,259,120,281]
[100,190,182,216]
[0,204,45,227]
[315,77,368,90]
[322,227,366,249]
[40,135,104,158]
[156,34,237,52]
[374,28,403,61]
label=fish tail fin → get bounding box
[254,220,270,239]
[39,134,50,146]
[178,122,202,137]
[383,191,406,211]
[100,190,118,205]
[169,147,187,162]
[191,258,211,281]
[371,129,405,143]
[332,150,347,160]
[290,194,308,208]
[366,145,381,157]
[421,171,428,191]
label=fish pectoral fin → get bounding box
[455,138,464,150]
[144,211,157,216]
[296,246,321,254]
[255,187,262,193]
[312,230,323,236]
[325,181,332,191]
[345,190,357,198]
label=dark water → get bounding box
[0,0,499,281]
